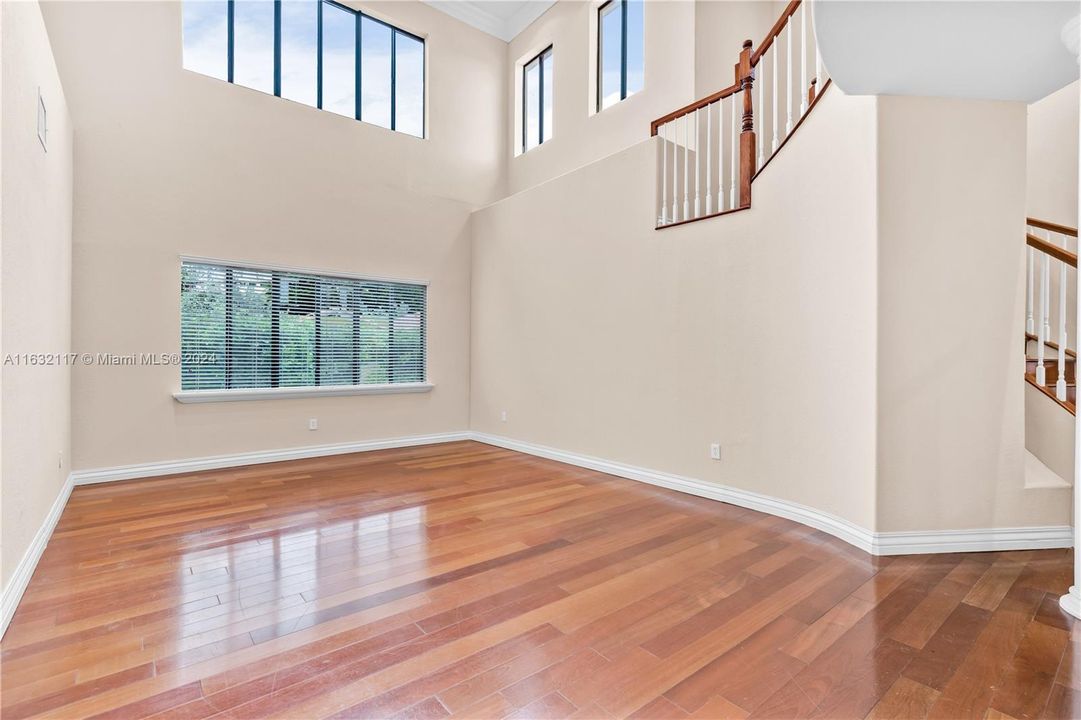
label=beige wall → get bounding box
[1027,79,1078,227]
[875,95,1069,532]
[505,0,695,195]
[1,1,74,588]
[693,0,776,98]
[39,0,499,471]
[473,88,1071,536]
[473,89,880,531]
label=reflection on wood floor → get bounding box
[0,440,1076,719]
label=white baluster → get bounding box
[800,2,807,116]
[1039,252,1048,385]
[771,45,779,152]
[785,20,793,134]
[730,93,737,209]
[694,109,700,219]
[660,123,667,225]
[706,104,712,216]
[1044,232,1053,341]
[671,122,679,222]
[757,54,765,168]
[1026,246,1035,334]
[1059,256,1069,400]
[683,115,689,221]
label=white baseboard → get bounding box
[873,525,1073,555]
[1,472,74,639]
[69,431,473,485]
[470,432,1074,557]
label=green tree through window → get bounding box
[180,261,426,391]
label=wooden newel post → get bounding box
[738,39,755,209]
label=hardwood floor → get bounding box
[0,440,1076,719]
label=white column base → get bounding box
[1060,586,1081,619]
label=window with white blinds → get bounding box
[180,260,426,392]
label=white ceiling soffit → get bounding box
[424,0,556,41]
[814,1,1081,103]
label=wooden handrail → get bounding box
[750,0,801,66]
[1028,233,1078,267]
[1028,217,1078,238]
[650,81,741,136]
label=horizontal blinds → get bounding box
[181,261,426,391]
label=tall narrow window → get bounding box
[182,1,229,81]
[181,260,427,392]
[597,0,643,110]
[181,1,425,137]
[280,0,318,106]
[360,16,392,128]
[321,1,355,117]
[395,31,425,137]
[522,46,553,153]
[233,0,276,93]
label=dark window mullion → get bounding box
[390,30,397,131]
[521,61,528,152]
[270,274,281,388]
[619,0,628,101]
[273,0,282,96]
[317,0,323,109]
[227,0,235,83]
[352,286,362,386]
[538,52,545,145]
[314,280,323,386]
[355,11,362,121]
[420,287,427,382]
[595,0,606,111]
[224,267,234,389]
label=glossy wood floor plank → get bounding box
[1,441,1075,719]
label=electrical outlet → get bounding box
[500,410,508,422]
[308,418,318,431]
[709,443,721,460]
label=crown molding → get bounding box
[423,1,555,42]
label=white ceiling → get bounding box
[814,1,1081,104]
[423,0,556,41]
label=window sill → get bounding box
[173,383,433,404]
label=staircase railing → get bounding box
[652,0,830,229]
[1026,217,1078,410]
